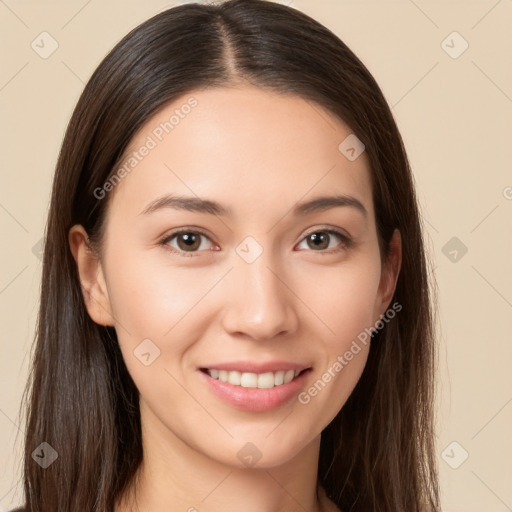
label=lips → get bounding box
[197,361,312,412]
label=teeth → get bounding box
[207,368,303,388]
[228,371,241,385]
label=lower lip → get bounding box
[198,369,312,412]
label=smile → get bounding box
[198,366,312,412]
[201,368,308,388]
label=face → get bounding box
[71,85,400,469]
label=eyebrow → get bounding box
[138,193,368,219]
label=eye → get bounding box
[296,228,352,253]
[160,229,216,257]
[160,226,352,258]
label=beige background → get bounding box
[1,0,511,510]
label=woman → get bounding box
[14,0,440,511]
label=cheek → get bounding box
[105,252,213,334]
[103,251,224,383]
[299,343,370,433]
[291,256,379,420]
[104,255,211,406]
[297,255,382,345]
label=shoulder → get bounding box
[9,507,26,512]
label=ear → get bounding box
[68,224,115,327]
[374,228,402,318]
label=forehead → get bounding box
[107,85,374,222]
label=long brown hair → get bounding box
[18,1,440,510]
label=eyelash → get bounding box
[159,226,353,258]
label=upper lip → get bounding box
[199,361,312,374]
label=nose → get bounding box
[220,251,299,341]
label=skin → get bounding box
[69,85,401,512]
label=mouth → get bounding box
[198,366,313,412]
[199,367,311,389]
